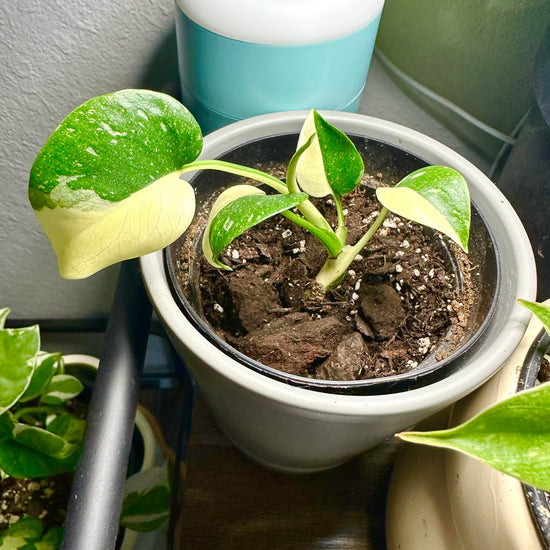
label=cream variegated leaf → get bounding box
[376,166,470,251]
[35,171,195,279]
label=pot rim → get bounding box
[140,109,537,416]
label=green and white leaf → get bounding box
[20,353,62,402]
[120,464,171,533]
[0,516,44,549]
[203,185,308,269]
[295,109,364,197]
[518,299,550,334]
[11,422,80,460]
[33,164,196,279]
[40,374,84,405]
[46,413,86,445]
[377,166,471,251]
[0,517,63,550]
[0,319,40,415]
[0,422,81,478]
[398,381,550,491]
[29,89,203,279]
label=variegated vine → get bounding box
[397,300,550,492]
[29,89,470,295]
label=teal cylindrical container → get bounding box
[175,0,385,133]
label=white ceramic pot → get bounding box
[140,110,537,473]
[385,309,549,550]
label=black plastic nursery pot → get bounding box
[520,329,550,549]
[165,130,498,396]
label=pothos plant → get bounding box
[0,307,170,548]
[397,299,550,493]
[28,89,470,290]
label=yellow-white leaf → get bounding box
[36,171,195,279]
[295,110,332,198]
[376,187,465,250]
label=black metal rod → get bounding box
[61,260,152,550]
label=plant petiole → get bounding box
[315,207,389,289]
[180,159,336,237]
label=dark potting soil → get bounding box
[0,474,72,532]
[174,167,475,382]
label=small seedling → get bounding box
[29,90,471,293]
[397,299,550,492]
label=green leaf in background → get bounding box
[29,526,64,550]
[120,464,171,533]
[46,413,86,445]
[295,109,364,198]
[0,426,81,478]
[12,423,79,460]
[376,165,471,251]
[518,300,550,334]
[0,313,40,415]
[29,89,203,279]
[0,517,63,550]
[40,374,84,405]
[398,381,550,491]
[20,353,62,403]
[0,516,44,549]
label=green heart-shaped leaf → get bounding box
[0,516,44,547]
[47,413,86,445]
[295,109,364,198]
[518,300,550,334]
[29,89,202,279]
[398,381,550,491]
[202,185,265,268]
[40,374,84,405]
[204,186,308,270]
[0,316,40,415]
[12,423,78,459]
[0,416,81,478]
[20,353,62,403]
[376,165,471,251]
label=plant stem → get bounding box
[180,159,342,256]
[333,194,348,245]
[282,211,342,257]
[180,159,336,236]
[315,207,389,290]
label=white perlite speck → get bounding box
[418,337,431,354]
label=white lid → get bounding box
[176,0,385,45]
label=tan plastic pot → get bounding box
[386,309,550,550]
